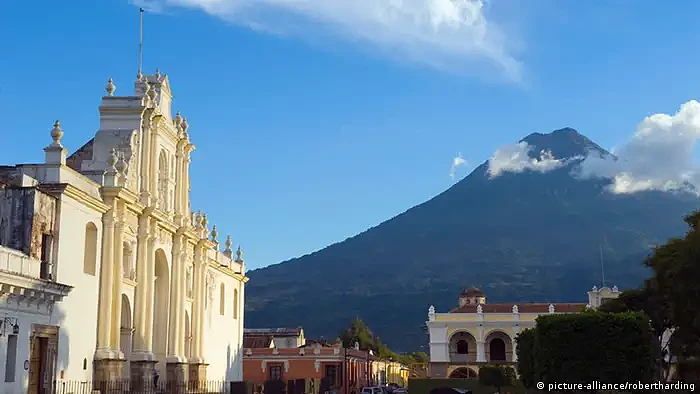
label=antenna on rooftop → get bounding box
[138,8,145,76]
[599,243,606,287]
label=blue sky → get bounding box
[2,0,700,270]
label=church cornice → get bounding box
[149,208,179,233]
[101,186,146,215]
[0,271,73,302]
[205,260,248,282]
[40,183,111,214]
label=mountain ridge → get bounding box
[244,128,699,351]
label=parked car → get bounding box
[428,388,472,394]
[362,387,385,394]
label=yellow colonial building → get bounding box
[426,286,620,378]
[370,359,409,386]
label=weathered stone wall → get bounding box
[0,186,57,258]
[30,188,57,259]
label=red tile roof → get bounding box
[449,303,586,314]
[242,335,273,348]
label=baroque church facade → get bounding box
[0,69,247,393]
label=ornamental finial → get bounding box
[225,235,232,252]
[174,111,182,126]
[105,78,116,96]
[107,149,119,170]
[195,210,202,228]
[181,117,189,133]
[235,246,244,263]
[50,120,63,147]
[211,225,218,243]
[115,152,128,175]
[155,68,161,79]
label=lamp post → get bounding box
[0,316,20,336]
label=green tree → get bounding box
[514,329,535,389]
[525,311,655,386]
[340,318,379,351]
[478,366,513,393]
[631,211,700,380]
[598,284,673,380]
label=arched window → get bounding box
[456,340,468,354]
[83,222,98,275]
[233,289,239,319]
[219,283,225,316]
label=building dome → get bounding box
[458,287,486,307]
[460,287,485,297]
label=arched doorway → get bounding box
[120,294,133,378]
[153,249,170,372]
[489,338,506,361]
[448,367,477,379]
[448,331,476,363]
[485,331,512,362]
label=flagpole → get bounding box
[139,8,144,75]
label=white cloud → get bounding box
[487,142,578,178]
[577,100,700,195]
[133,0,522,80]
[450,153,467,179]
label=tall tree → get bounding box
[600,210,700,381]
[340,317,379,352]
[645,212,700,368]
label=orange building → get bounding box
[243,340,372,394]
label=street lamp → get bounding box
[0,316,19,336]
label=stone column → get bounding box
[167,237,182,358]
[197,261,207,358]
[191,251,202,361]
[174,149,183,220]
[111,219,125,355]
[96,212,115,356]
[177,250,187,356]
[511,339,518,362]
[132,217,150,355]
[140,114,152,201]
[476,341,486,362]
[189,246,208,386]
[149,124,159,194]
[131,215,158,388]
[167,236,187,387]
[94,211,126,383]
[144,227,157,352]
[183,149,192,218]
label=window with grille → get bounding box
[325,364,339,386]
[269,365,282,381]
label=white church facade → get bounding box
[0,69,248,393]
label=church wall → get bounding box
[202,266,245,381]
[53,196,104,381]
[0,300,56,394]
[0,187,47,257]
